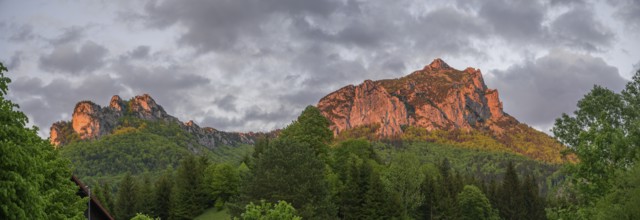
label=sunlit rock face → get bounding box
[50,94,259,149]
[318,58,512,137]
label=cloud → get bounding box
[49,25,88,45]
[550,7,614,51]
[608,0,640,31]
[7,74,125,135]
[479,0,546,41]
[7,51,22,70]
[8,24,37,42]
[142,0,342,52]
[487,49,628,130]
[128,45,151,59]
[39,41,109,74]
[216,94,237,112]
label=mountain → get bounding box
[50,94,259,150]
[317,59,569,163]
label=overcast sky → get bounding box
[1,0,639,137]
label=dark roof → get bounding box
[71,175,115,220]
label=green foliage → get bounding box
[401,126,567,164]
[194,207,231,220]
[0,62,86,219]
[59,116,254,180]
[130,213,159,220]
[457,185,499,220]
[279,105,333,156]
[238,200,302,220]
[241,137,334,219]
[553,70,640,204]
[384,152,425,218]
[153,170,173,220]
[115,173,140,220]
[59,124,193,177]
[171,155,210,220]
[593,162,640,219]
[373,141,559,187]
[205,163,241,206]
[93,181,115,214]
[136,174,155,216]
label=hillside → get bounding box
[318,59,571,163]
[50,94,261,149]
[51,94,268,179]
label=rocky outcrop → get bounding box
[50,94,258,149]
[318,80,409,136]
[317,58,570,163]
[318,58,513,137]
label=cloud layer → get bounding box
[0,0,639,137]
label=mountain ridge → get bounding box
[317,58,569,163]
[50,94,261,149]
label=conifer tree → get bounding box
[115,173,139,220]
[171,155,209,219]
[243,137,334,219]
[136,174,155,216]
[498,162,523,220]
[153,170,173,220]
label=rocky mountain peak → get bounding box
[318,60,507,137]
[109,95,125,111]
[426,58,451,70]
[50,94,260,149]
[317,60,569,163]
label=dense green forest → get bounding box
[59,116,254,182]
[3,59,640,220]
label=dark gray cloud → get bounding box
[551,7,614,51]
[216,94,237,112]
[7,74,125,134]
[143,0,342,52]
[479,0,546,41]
[7,51,22,70]
[608,0,640,30]
[549,0,585,6]
[129,45,151,59]
[39,41,109,74]
[487,49,628,129]
[111,58,211,117]
[414,7,489,56]
[2,0,639,136]
[8,24,36,42]
[49,25,87,45]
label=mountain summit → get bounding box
[317,58,567,163]
[50,94,258,148]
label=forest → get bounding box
[2,62,640,219]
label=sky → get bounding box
[1,0,639,137]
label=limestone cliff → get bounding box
[50,94,258,149]
[318,59,510,136]
[317,58,567,163]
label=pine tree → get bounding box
[418,175,437,220]
[364,167,401,219]
[153,170,173,220]
[115,173,140,220]
[338,155,368,219]
[136,174,155,216]
[171,155,209,219]
[243,137,335,219]
[522,175,546,220]
[498,162,523,220]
